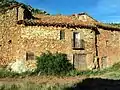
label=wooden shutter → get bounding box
[26,52,35,60]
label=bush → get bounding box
[36,52,73,75]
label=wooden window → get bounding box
[73,54,87,70]
[26,52,35,60]
[60,30,65,40]
[72,32,85,49]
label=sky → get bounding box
[17,0,120,23]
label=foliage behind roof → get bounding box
[0,0,49,15]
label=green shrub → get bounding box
[36,52,73,75]
[0,68,33,78]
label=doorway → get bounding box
[73,54,87,70]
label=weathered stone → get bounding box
[0,5,120,71]
[7,59,27,73]
[7,59,37,73]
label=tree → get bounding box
[0,0,50,15]
[0,0,18,9]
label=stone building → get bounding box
[0,4,120,70]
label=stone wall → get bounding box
[1,6,120,70]
[97,28,120,68]
[0,6,96,70]
[20,26,96,70]
[0,7,23,66]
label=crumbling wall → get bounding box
[0,7,22,66]
[97,28,120,68]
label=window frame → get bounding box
[72,32,85,50]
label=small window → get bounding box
[16,7,19,20]
[8,40,12,44]
[60,30,65,40]
[26,52,35,60]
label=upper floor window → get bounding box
[60,30,65,40]
[72,32,85,50]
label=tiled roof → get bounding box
[18,14,98,29]
[18,14,120,31]
[3,5,119,31]
[1,4,120,31]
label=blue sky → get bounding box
[17,0,120,23]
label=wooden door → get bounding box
[73,54,87,70]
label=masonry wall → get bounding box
[0,7,23,66]
[97,28,120,68]
[0,7,96,70]
[20,26,96,70]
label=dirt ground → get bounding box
[0,76,87,85]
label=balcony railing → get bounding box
[72,39,85,50]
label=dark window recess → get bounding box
[72,32,85,50]
[26,52,35,60]
[24,9,33,19]
[73,54,87,70]
[60,30,65,40]
[8,40,12,44]
[16,7,19,20]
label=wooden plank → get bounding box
[73,54,87,70]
